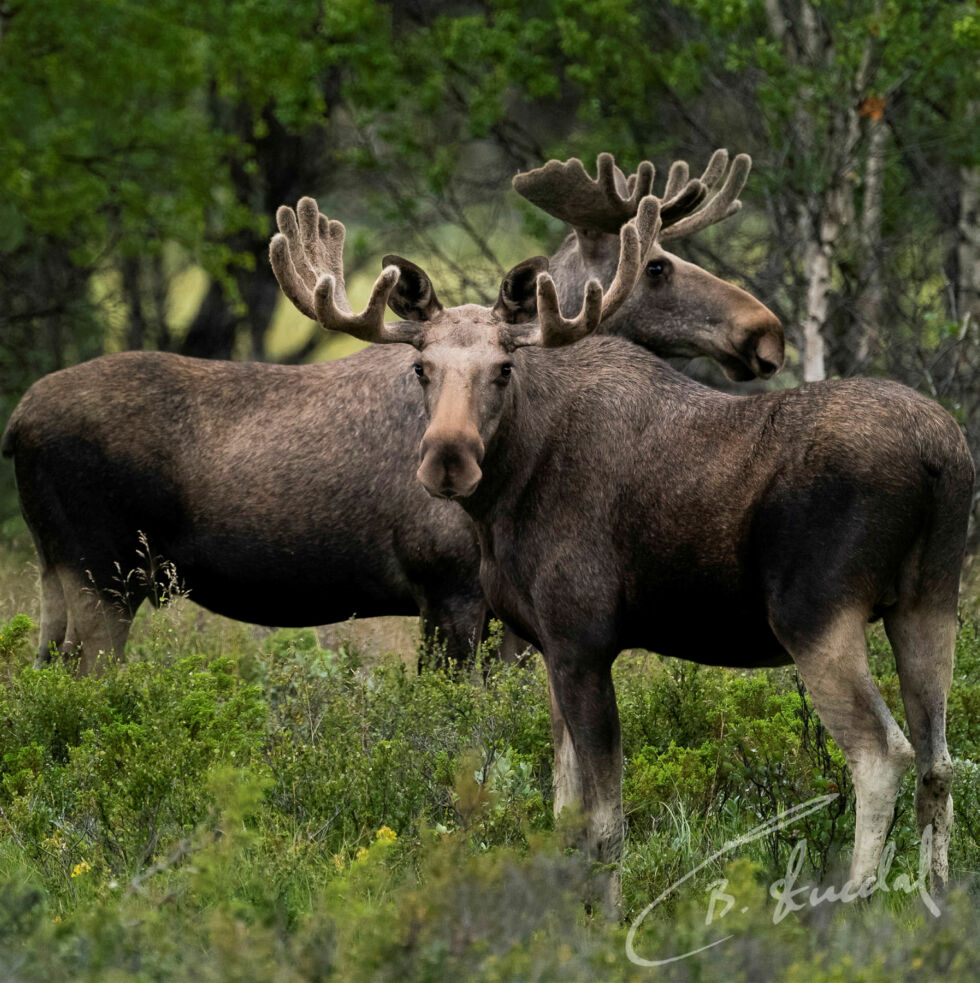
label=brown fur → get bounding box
[1,200,780,674]
[393,269,972,907]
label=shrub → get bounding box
[0,606,977,980]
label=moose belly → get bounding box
[160,533,418,627]
[622,583,791,668]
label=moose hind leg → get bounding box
[885,605,956,892]
[35,566,68,666]
[418,593,487,671]
[60,569,135,676]
[776,608,913,890]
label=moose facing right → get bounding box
[270,195,975,912]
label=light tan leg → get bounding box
[779,609,913,889]
[548,671,583,817]
[35,566,68,666]
[60,569,133,676]
[885,605,956,891]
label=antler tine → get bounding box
[625,160,655,198]
[270,227,315,320]
[599,196,662,321]
[311,266,405,343]
[699,148,730,191]
[660,152,752,241]
[511,195,662,349]
[533,274,604,347]
[270,197,411,345]
[662,160,690,201]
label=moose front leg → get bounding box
[545,648,624,916]
[547,671,584,819]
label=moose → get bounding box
[268,195,974,908]
[2,150,782,673]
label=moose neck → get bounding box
[454,345,571,523]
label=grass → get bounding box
[0,544,979,980]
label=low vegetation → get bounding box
[0,553,979,980]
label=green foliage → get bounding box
[0,601,977,977]
[0,613,33,676]
[0,654,266,891]
[259,629,552,858]
[0,0,331,264]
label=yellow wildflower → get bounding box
[70,861,91,878]
[375,825,397,843]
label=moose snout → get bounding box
[729,308,785,380]
[417,431,485,500]
[750,318,785,378]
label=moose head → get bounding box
[514,149,784,380]
[270,195,659,500]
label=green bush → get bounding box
[0,654,266,896]
[0,605,978,980]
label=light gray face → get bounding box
[411,310,517,500]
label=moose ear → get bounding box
[382,255,443,322]
[492,256,550,324]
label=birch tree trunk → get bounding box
[854,109,888,367]
[956,142,980,329]
[801,233,831,380]
[764,0,875,382]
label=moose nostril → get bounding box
[757,357,778,378]
[417,431,485,500]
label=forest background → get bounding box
[1,4,980,978]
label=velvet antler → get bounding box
[513,149,751,240]
[512,152,660,234]
[269,197,421,345]
[508,196,663,348]
[659,150,751,242]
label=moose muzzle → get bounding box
[747,311,785,378]
[724,305,785,381]
[417,430,485,500]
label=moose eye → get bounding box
[413,363,427,383]
[500,363,513,379]
[646,260,668,279]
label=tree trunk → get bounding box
[122,256,147,351]
[952,123,980,565]
[853,112,888,367]
[956,156,979,329]
[179,280,240,360]
[764,0,879,383]
[801,230,831,381]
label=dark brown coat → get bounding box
[301,228,971,909]
[3,157,782,671]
